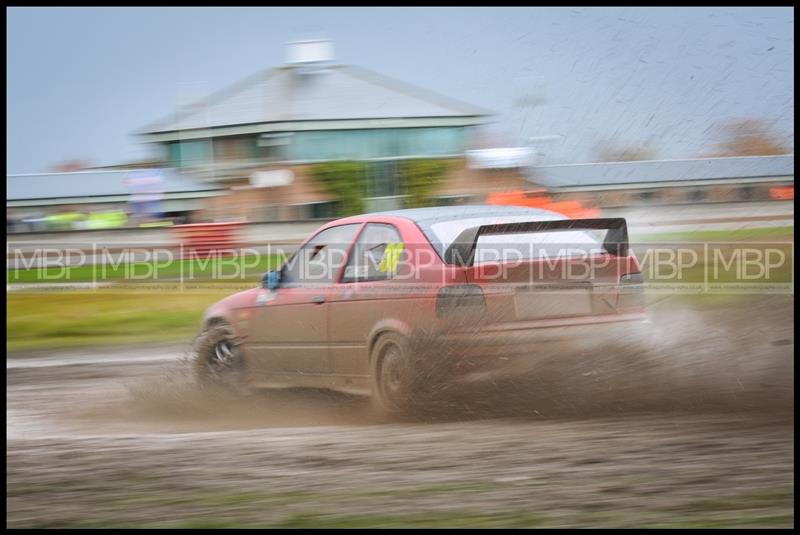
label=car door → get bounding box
[246,223,361,377]
[327,223,408,376]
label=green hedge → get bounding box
[310,158,451,215]
[403,159,450,208]
[309,161,368,216]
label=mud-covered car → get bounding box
[195,205,646,416]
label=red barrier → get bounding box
[173,222,244,259]
[486,190,602,219]
[770,186,794,200]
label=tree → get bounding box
[310,161,368,216]
[310,158,451,215]
[709,118,792,157]
[402,159,450,208]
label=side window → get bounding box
[281,224,361,286]
[342,224,404,283]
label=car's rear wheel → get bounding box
[370,332,418,418]
[194,321,247,392]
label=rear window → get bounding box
[474,229,605,263]
[422,214,604,262]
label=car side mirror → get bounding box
[263,270,281,291]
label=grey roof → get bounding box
[139,65,493,135]
[531,155,795,189]
[371,204,566,224]
[370,205,568,259]
[7,168,219,201]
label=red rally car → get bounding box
[194,205,646,416]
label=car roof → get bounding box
[369,204,567,225]
[321,205,570,259]
[363,205,571,260]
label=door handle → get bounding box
[311,295,326,305]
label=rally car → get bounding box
[194,205,646,416]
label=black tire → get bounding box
[370,332,419,418]
[193,321,248,393]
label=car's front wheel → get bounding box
[193,321,247,392]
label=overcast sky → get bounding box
[6,7,794,173]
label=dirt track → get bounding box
[6,295,794,528]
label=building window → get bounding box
[435,194,478,206]
[167,140,212,168]
[256,204,281,221]
[213,137,252,161]
[688,189,707,202]
[296,201,339,219]
[289,127,467,162]
[256,133,292,162]
[737,186,755,201]
[366,161,404,198]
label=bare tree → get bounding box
[593,142,659,162]
[48,160,93,173]
[709,118,792,157]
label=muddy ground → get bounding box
[6,295,794,528]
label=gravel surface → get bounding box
[6,295,794,528]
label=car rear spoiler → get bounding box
[443,217,629,266]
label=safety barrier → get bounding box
[172,222,245,259]
[770,186,794,200]
[486,190,602,219]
